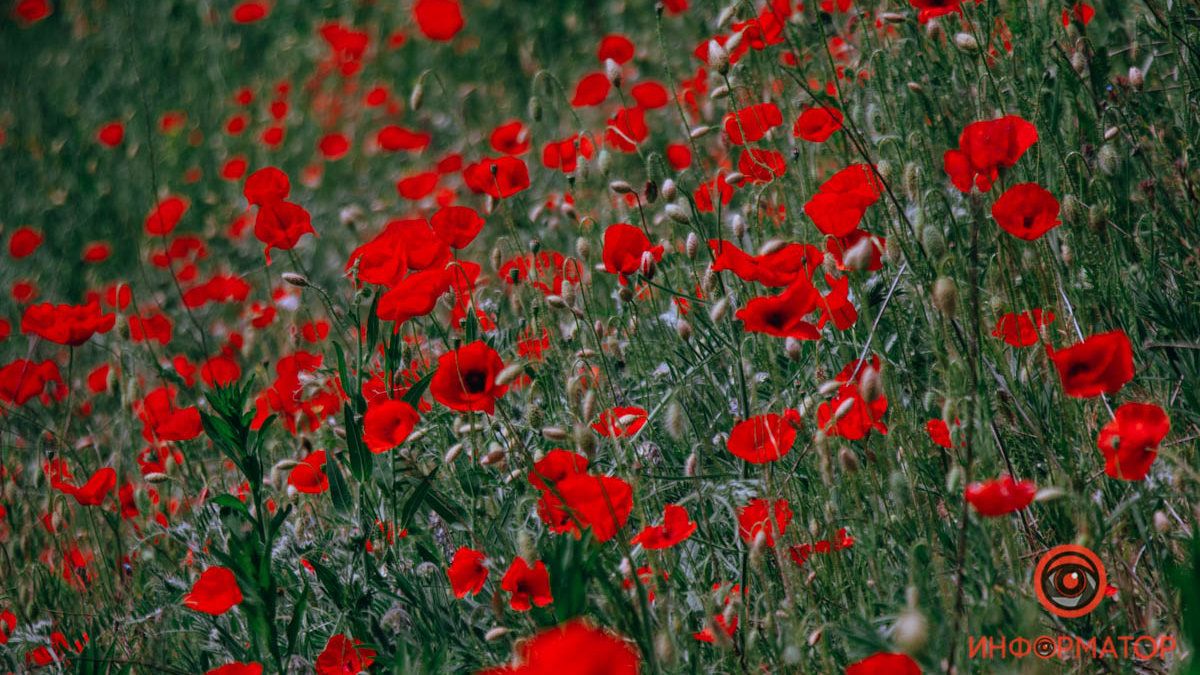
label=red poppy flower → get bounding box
[413,0,463,41]
[0,610,13,645]
[965,476,1036,516]
[943,115,1038,192]
[447,547,488,598]
[793,106,843,142]
[710,240,823,287]
[145,195,189,235]
[805,164,882,237]
[926,419,953,448]
[606,107,648,152]
[537,475,634,542]
[81,242,111,263]
[288,450,329,494]
[430,341,508,414]
[363,399,420,453]
[231,1,268,23]
[184,566,243,615]
[570,72,611,107]
[631,81,669,108]
[8,226,43,258]
[724,102,783,145]
[737,148,787,183]
[602,224,664,283]
[666,142,692,170]
[135,386,202,443]
[479,619,639,674]
[501,557,553,611]
[463,156,530,199]
[826,228,886,272]
[1062,2,1095,27]
[992,309,1054,347]
[592,406,648,437]
[376,268,450,325]
[727,411,800,463]
[529,449,590,491]
[598,34,635,64]
[64,467,117,506]
[377,125,431,152]
[632,504,697,550]
[737,498,792,546]
[542,134,595,173]
[0,359,64,406]
[490,120,530,156]
[736,275,822,339]
[96,121,125,147]
[13,0,51,23]
[431,205,485,249]
[816,274,858,331]
[1097,402,1169,480]
[1047,330,1134,398]
[207,663,263,675]
[21,300,115,346]
[816,383,889,440]
[315,634,376,675]
[694,173,734,213]
[991,183,1061,240]
[846,652,921,675]
[317,133,350,160]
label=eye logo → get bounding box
[1034,545,1106,618]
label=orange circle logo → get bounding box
[1034,545,1106,618]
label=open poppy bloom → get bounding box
[478,619,639,674]
[805,164,882,237]
[737,498,792,546]
[992,309,1054,347]
[709,240,823,287]
[145,195,189,235]
[591,406,648,437]
[724,102,783,145]
[727,411,800,463]
[926,419,954,448]
[183,566,243,615]
[964,476,1036,516]
[136,386,202,442]
[537,475,634,542]
[793,106,843,142]
[528,449,590,491]
[315,634,376,675]
[207,663,263,675]
[0,359,65,407]
[21,300,115,346]
[430,341,508,414]
[447,547,488,598]
[463,156,530,199]
[846,651,921,674]
[632,504,697,550]
[431,205,485,249]
[244,166,314,262]
[413,0,463,41]
[602,224,663,284]
[1047,329,1134,398]
[1097,402,1169,480]
[281,450,327,494]
[736,275,822,339]
[737,148,787,184]
[52,466,116,506]
[570,71,612,107]
[943,115,1038,192]
[363,399,420,453]
[501,557,553,611]
[991,183,1061,240]
[376,268,450,325]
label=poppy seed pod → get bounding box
[730,215,746,239]
[690,125,713,139]
[922,224,946,258]
[1097,144,1119,175]
[903,162,921,200]
[932,277,957,317]
[685,232,700,258]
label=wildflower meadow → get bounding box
[1,0,1199,672]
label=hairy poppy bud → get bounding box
[730,214,746,239]
[1097,144,1119,175]
[932,277,957,317]
[666,203,691,225]
[685,232,700,259]
[1154,510,1170,533]
[922,224,946,258]
[953,32,978,52]
[444,444,463,464]
[495,363,526,387]
[707,40,729,75]
[605,58,622,87]
[145,472,170,483]
[597,150,613,176]
[1128,66,1144,88]
[785,337,802,361]
[685,452,698,477]
[484,627,510,642]
[409,82,424,111]
[665,401,685,440]
[892,606,929,654]
[575,236,592,260]
[676,319,692,341]
[708,296,730,323]
[689,125,713,139]
[906,81,924,94]
[528,96,542,121]
[724,171,745,185]
[610,180,635,194]
[281,272,309,287]
[879,11,905,23]
[838,447,859,474]
[711,84,730,99]
[661,178,677,201]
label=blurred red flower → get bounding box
[184,566,243,615]
[965,476,1036,516]
[1097,402,1169,480]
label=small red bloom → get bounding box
[501,557,553,611]
[570,72,611,107]
[462,156,530,199]
[529,449,590,491]
[315,634,376,675]
[96,121,125,147]
[447,547,488,598]
[377,125,431,152]
[724,102,783,145]
[926,419,953,449]
[317,133,350,160]
[737,498,792,547]
[592,406,648,438]
[430,341,508,414]
[598,34,635,64]
[1097,402,1169,480]
[992,309,1055,347]
[538,475,634,543]
[944,115,1038,192]
[737,148,787,184]
[965,476,1036,516]
[8,226,43,258]
[413,0,463,41]
[727,411,800,463]
[490,120,530,156]
[135,386,202,443]
[145,195,189,235]
[632,504,697,550]
[1048,330,1134,398]
[846,652,921,675]
[805,164,882,237]
[184,566,243,615]
[602,224,664,283]
[363,399,420,453]
[288,450,329,494]
[992,183,1061,240]
[207,663,264,675]
[231,1,269,23]
[793,106,843,142]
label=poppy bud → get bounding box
[708,296,730,323]
[604,58,622,87]
[1097,144,1119,175]
[644,180,658,204]
[879,11,905,23]
[409,82,424,111]
[484,627,510,642]
[724,171,745,185]
[1070,50,1087,75]
[711,84,730,99]
[1087,203,1106,231]
[689,125,713,139]
[953,32,978,52]
[528,96,542,122]
[546,294,570,310]
[481,447,506,467]
[859,365,883,402]
[707,40,730,75]
[618,286,634,302]
[610,180,635,194]
[784,337,802,361]
[842,236,875,271]
[495,363,526,387]
[666,203,691,225]
[676,319,692,341]
[925,19,944,40]
[526,404,544,429]
[838,447,859,474]
[1154,510,1170,533]
[541,426,568,441]
[665,401,686,440]
[876,160,894,182]
[145,472,169,483]
[685,451,698,477]
[892,606,929,654]
[638,251,657,279]
[932,277,957,317]
[444,444,463,464]
[906,81,923,94]
[575,424,596,457]
[730,215,746,239]
[661,178,677,201]
[281,272,309,287]
[598,150,613,176]
[655,632,676,665]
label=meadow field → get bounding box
[1,0,1199,672]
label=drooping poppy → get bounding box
[376,268,451,325]
[1047,330,1134,398]
[1096,402,1169,480]
[288,450,330,494]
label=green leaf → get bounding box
[285,580,310,658]
[306,557,346,607]
[213,493,251,518]
[401,368,436,409]
[400,469,439,527]
[325,446,353,514]
[343,403,372,482]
